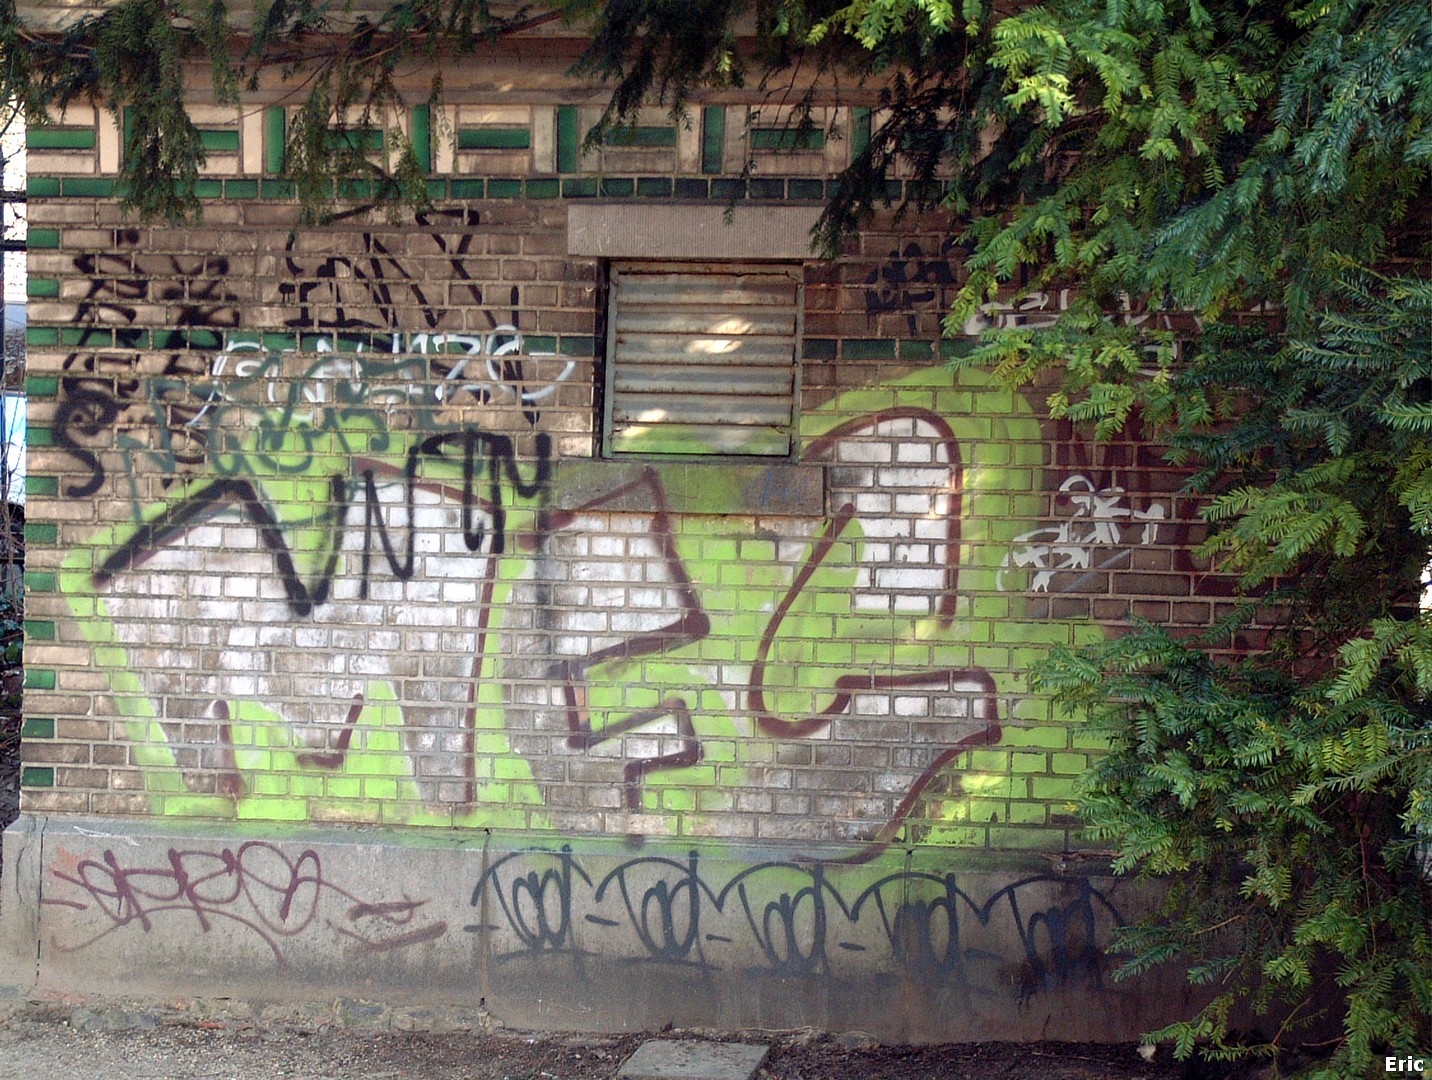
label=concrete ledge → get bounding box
[0,814,1193,1042]
[568,205,825,260]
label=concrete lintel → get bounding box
[568,204,824,260]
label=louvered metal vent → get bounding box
[604,264,801,456]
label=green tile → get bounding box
[852,107,872,156]
[151,329,185,349]
[60,177,113,199]
[558,336,595,356]
[750,127,824,151]
[113,328,148,348]
[27,426,52,447]
[331,128,384,152]
[525,178,559,198]
[556,106,579,174]
[599,177,634,197]
[60,327,112,346]
[199,129,240,151]
[192,179,224,198]
[750,178,784,199]
[883,179,903,200]
[603,125,676,147]
[674,178,709,199]
[524,335,557,352]
[337,179,373,199]
[225,179,259,198]
[262,332,297,351]
[264,107,286,173]
[25,475,58,497]
[21,718,55,740]
[459,127,531,150]
[710,178,746,200]
[25,523,57,546]
[25,375,57,398]
[410,105,432,173]
[27,229,60,249]
[906,179,944,202]
[701,105,725,174]
[20,766,54,787]
[27,127,95,150]
[788,178,824,200]
[26,177,61,197]
[803,338,837,360]
[261,179,295,199]
[25,620,55,641]
[25,571,57,592]
[186,329,223,348]
[636,177,672,197]
[25,327,58,346]
[24,670,56,691]
[426,179,449,199]
[487,178,522,198]
[843,338,898,360]
[450,179,485,198]
[26,278,59,298]
[561,177,596,198]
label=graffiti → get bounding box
[999,476,1167,592]
[863,240,959,333]
[43,841,446,966]
[469,845,1119,996]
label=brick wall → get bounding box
[17,77,1218,862]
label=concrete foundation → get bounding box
[0,814,1193,1042]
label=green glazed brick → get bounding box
[25,571,57,593]
[425,179,449,199]
[600,177,635,197]
[1000,726,1068,749]
[20,766,55,788]
[264,108,286,173]
[750,127,824,151]
[749,178,784,199]
[27,427,51,447]
[673,178,709,198]
[24,669,56,690]
[337,179,372,200]
[330,129,384,152]
[803,338,837,360]
[261,179,295,199]
[1010,751,1048,774]
[1051,752,1089,774]
[459,127,531,150]
[710,178,746,200]
[27,229,60,249]
[852,107,872,156]
[27,128,95,150]
[411,105,432,173]
[636,177,672,197]
[788,178,824,200]
[487,179,522,198]
[199,129,240,151]
[261,332,297,351]
[24,523,57,545]
[26,177,61,197]
[843,339,898,360]
[26,475,58,497]
[26,278,59,298]
[450,179,485,198]
[701,106,725,174]
[60,327,111,346]
[62,177,116,197]
[558,336,595,356]
[1007,801,1049,824]
[605,125,677,148]
[966,749,1010,773]
[224,180,259,198]
[192,179,224,198]
[524,335,557,352]
[21,718,55,740]
[186,329,223,348]
[556,106,579,173]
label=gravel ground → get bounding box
[0,994,1267,1080]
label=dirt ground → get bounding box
[0,994,1274,1080]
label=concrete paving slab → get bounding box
[618,1039,769,1080]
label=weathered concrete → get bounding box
[618,1039,769,1080]
[0,814,1194,1043]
